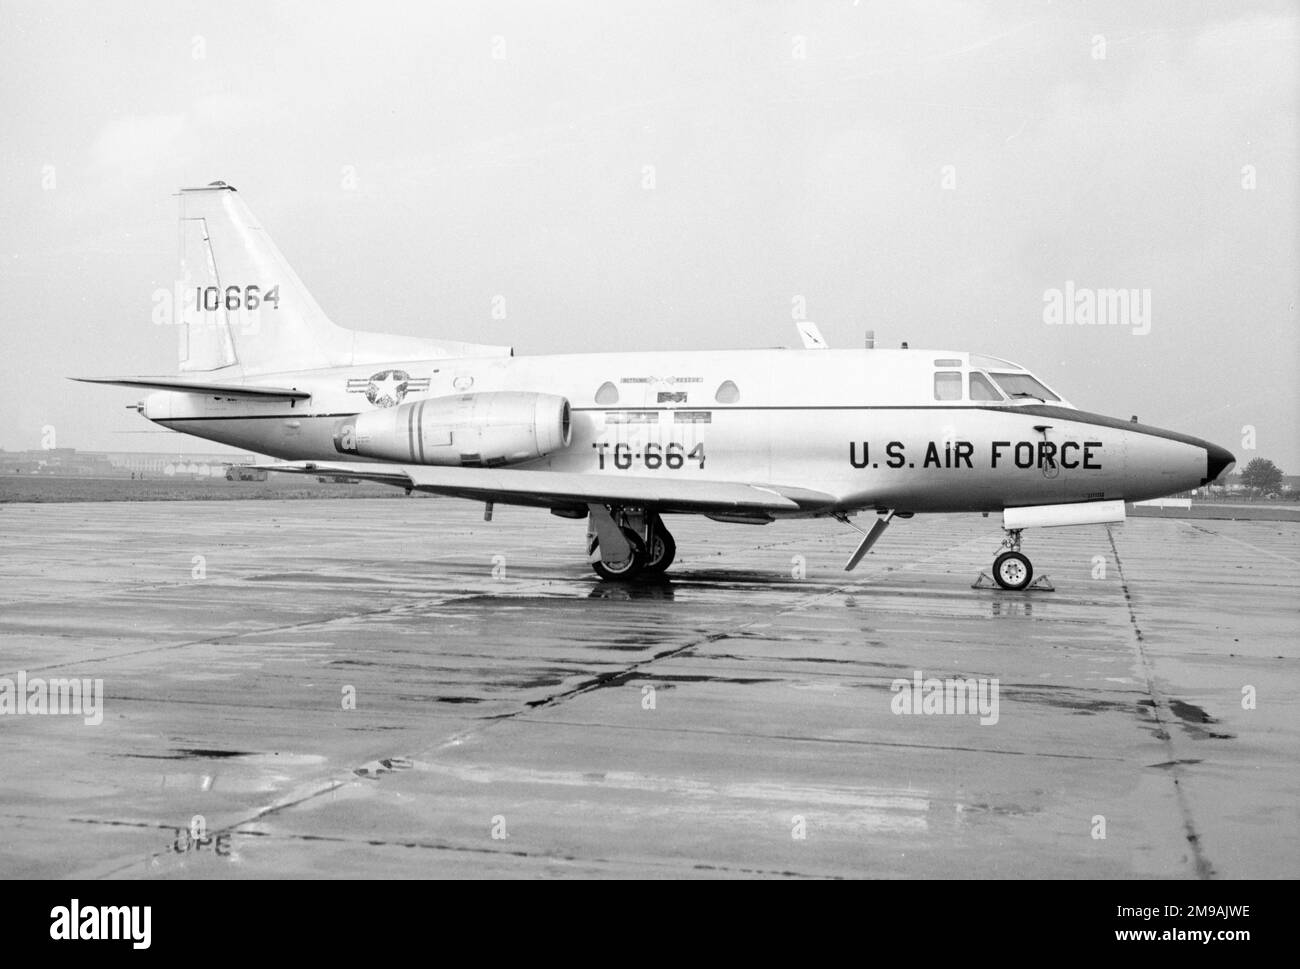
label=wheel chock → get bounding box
[972,572,1056,591]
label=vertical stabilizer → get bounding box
[178,182,351,375]
[176,182,513,376]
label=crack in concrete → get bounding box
[1106,524,1214,879]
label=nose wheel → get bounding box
[992,550,1033,590]
[989,528,1035,591]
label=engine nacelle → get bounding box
[334,392,572,466]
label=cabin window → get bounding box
[595,381,619,405]
[933,371,962,401]
[990,372,1060,402]
[934,358,962,367]
[715,380,740,404]
[968,372,1003,401]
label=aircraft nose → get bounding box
[1203,442,1235,485]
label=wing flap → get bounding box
[253,461,835,514]
[72,377,311,400]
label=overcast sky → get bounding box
[1,0,1296,467]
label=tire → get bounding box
[642,528,676,574]
[992,551,1033,591]
[591,529,646,581]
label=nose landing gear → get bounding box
[990,529,1033,590]
[974,528,1054,591]
[993,554,1032,590]
[973,527,1053,591]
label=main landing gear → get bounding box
[586,505,676,581]
[990,528,1033,590]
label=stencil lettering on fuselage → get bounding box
[848,440,1103,470]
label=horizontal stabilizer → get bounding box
[71,377,311,400]
[254,461,836,515]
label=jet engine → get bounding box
[334,392,571,466]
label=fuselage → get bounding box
[141,347,1233,517]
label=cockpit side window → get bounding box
[933,371,963,401]
[990,372,1060,402]
[968,372,1004,401]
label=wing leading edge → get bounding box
[253,461,836,515]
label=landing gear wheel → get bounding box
[992,551,1033,591]
[591,529,646,581]
[642,528,676,574]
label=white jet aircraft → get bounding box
[78,183,1235,587]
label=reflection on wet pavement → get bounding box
[0,500,1295,878]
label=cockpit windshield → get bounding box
[969,354,1022,371]
[989,372,1060,402]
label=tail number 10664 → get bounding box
[195,284,280,312]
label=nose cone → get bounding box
[1203,443,1235,485]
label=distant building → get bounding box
[0,448,262,477]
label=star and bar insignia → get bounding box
[345,370,432,408]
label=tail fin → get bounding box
[177,182,510,376]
